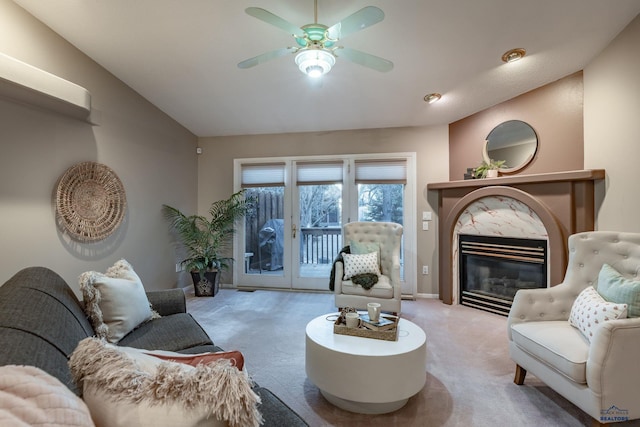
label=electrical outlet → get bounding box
[422,265,429,275]
[422,221,429,231]
[175,263,182,273]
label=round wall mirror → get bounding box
[483,120,538,173]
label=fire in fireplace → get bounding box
[459,234,547,316]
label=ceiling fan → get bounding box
[237,0,393,78]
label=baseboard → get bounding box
[221,283,332,294]
[416,293,439,299]
[222,284,440,300]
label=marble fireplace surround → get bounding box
[427,170,605,305]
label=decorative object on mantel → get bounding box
[473,159,506,179]
[463,168,476,180]
[55,162,127,242]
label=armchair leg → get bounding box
[514,365,527,385]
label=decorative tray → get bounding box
[333,314,399,341]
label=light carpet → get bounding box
[186,288,636,427]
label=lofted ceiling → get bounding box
[12,0,640,137]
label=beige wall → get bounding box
[198,126,449,295]
[584,14,640,232]
[0,0,198,292]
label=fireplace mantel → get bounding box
[427,169,605,304]
[427,169,605,191]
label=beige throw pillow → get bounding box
[68,338,262,427]
[79,259,158,343]
[569,286,628,342]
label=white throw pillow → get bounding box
[68,338,262,427]
[79,259,158,343]
[342,251,381,280]
[0,365,94,427]
[569,286,628,342]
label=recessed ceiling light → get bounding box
[501,48,526,63]
[424,93,442,104]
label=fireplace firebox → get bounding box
[459,234,547,316]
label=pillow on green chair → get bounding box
[597,263,640,318]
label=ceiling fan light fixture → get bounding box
[295,49,336,77]
[501,48,526,63]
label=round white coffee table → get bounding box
[305,313,427,414]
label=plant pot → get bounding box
[190,270,220,297]
[486,169,499,178]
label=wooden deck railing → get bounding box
[300,227,342,264]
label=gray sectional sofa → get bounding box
[0,266,307,426]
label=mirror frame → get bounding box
[483,120,538,174]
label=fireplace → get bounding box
[427,170,605,305]
[459,234,547,316]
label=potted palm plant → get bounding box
[162,190,254,297]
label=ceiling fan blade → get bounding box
[338,47,393,72]
[327,6,384,40]
[245,7,305,38]
[237,47,293,69]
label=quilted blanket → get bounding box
[0,365,94,427]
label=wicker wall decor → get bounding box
[55,161,127,242]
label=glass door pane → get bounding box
[357,183,405,280]
[295,183,342,289]
[242,187,287,283]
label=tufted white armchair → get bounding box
[334,221,403,314]
[508,231,640,426]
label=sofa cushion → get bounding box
[569,286,628,342]
[0,267,94,395]
[597,263,640,318]
[69,338,261,427]
[117,312,214,351]
[0,365,94,427]
[0,267,93,355]
[79,259,158,343]
[0,328,81,395]
[511,321,589,384]
[342,252,381,280]
[340,274,393,298]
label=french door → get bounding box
[233,154,416,294]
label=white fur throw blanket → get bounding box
[0,365,95,426]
